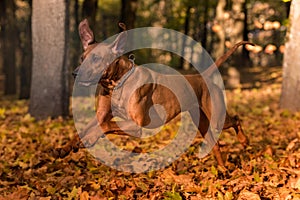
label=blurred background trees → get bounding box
[0,0,296,117]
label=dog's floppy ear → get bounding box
[79,19,95,51]
[110,23,127,55]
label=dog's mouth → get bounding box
[73,69,103,87]
[72,63,108,87]
[78,81,93,87]
[76,78,100,87]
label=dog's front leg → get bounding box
[96,94,113,124]
[76,94,112,140]
[51,117,100,158]
[100,120,142,137]
[80,94,114,146]
[80,120,142,147]
[81,93,142,146]
[52,94,113,158]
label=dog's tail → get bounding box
[201,41,255,77]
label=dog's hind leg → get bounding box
[189,108,225,167]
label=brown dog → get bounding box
[55,19,250,167]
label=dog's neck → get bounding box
[100,56,134,92]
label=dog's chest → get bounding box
[109,67,151,120]
[110,88,129,119]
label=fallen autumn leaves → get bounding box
[0,78,299,199]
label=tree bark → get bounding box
[75,0,79,27]
[285,1,291,18]
[30,0,69,119]
[228,0,248,67]
[120,0,138,30]
[180,6,192,70]
[3,0,17,95]
[69,0,81,75]
[242,0,250,63]
[201,0,209,50]
[0,0,5,95]
[214,0,226,60]
[19,0,32,99]
[280,0,300,112]
[82,0,98,31]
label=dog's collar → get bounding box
[113,59,135,91]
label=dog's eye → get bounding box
[80,55,84,62]
[91,54,102,63]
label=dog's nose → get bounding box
[72,67,79,78]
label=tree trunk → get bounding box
[75,0,79,27]
[213,0,226,60]
[242,0,250,64]
[82,0,98,31]
[285,1,291,18]
[180,6,192,70]
[280,0,300,112]
[0,0,5,95]
[201,0,209,50]
[69,0,81,77]
[30,0,69,119]
[3,0,17,95]
[120,0,138,30]
[19,0,32,99]
[228,0,247,67]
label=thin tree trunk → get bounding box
[285,1,291,18]
[180,6,192,70]
[19,0,32,99]
[120,0,138,55]
[229,0,247,66]
[82,0,98,31]
[4,0,17,95]
[214,0,226,59]
[280,0,300,112]
[75,0,79,27]
[201,0,209,49]
[70,0,80,71]
[0,0,5,95]
[120,0,138,30]
[242,0,250,64]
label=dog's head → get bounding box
[73,19,127,86]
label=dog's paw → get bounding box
[198,142,218,160]
[237,132,249,147]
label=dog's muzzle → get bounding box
[72,67,101,86]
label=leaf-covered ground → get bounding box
[0,66,300,199]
